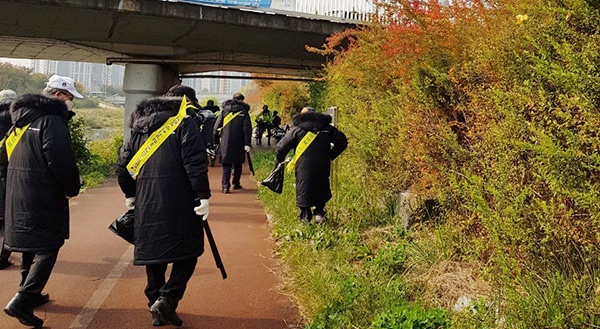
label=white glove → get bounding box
[125,197,135,210]
[194,199,209,220]
[244,145,251,153]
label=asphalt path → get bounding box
[0,154,300,328]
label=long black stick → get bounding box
[246,151,255,176]
[201,218,227,280]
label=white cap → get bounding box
[0,89,17,104]
[46,75,84,99]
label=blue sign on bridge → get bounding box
[183,0,273,7]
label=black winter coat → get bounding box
[275,112,348,208]
[1,94,80,252]
[117,97,211,265]
[213,99,251,164]
[0,103,12,223]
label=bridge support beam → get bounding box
[122,64,179,137]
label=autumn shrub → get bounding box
[305,0,600,327]
[251,80,311,123]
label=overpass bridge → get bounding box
[0,0,364,119]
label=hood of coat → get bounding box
[292,111,332,132]
[0,103,11,125]
[130,97,194,134]
[222,99,249,113]
[10,94,69,128]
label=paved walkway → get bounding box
[0,157,300,328]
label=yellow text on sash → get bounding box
[223,111,241,128]
[287,131,319,172]
[5,123,31,160]
[127,96,195,179]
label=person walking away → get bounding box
[204,99,220,114]
[271,110,285,142]
[271,110,282,129]
[213,93,252,193]
[116,95,211,327]
[1,75,83,327]
[0,89,16,270]
[256,105,273,146]
[275,107,347,224]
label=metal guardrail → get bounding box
[168,0,375,21]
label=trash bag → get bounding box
[108,209,135,244]
[261,162,285,194]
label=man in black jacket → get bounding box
[0,89,16,270]
[213,93,252,193]
[116,96,211,327]
[275,107,347,224]
[2,75,82,327]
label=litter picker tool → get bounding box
[246,151,255,176]
[201,217,227,280]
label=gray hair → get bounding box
[0,89,17,104]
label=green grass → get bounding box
[252,150,448,329]
[74,106,124,141]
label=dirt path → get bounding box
[0,159,301,328]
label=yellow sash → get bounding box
[5,123,31,160]
[223,111,241,128]
[127,96,194,179]
[287,131,319,172]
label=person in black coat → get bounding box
[1,78,82,327]
[0,89,16,270]
[116,96,211,327]
[203,99,220,114]
[275,107,348,224]
[213,93,252,193]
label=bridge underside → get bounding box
[0,0,357,76]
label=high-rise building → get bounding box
[181,71,251,98]
[32,60,125,92]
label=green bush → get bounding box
[75,97,99,109]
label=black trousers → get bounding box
[145,258,198,310]
[221,163,242,188]
[0,221,11,261]
[18,251,59,296]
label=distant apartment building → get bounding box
[32,60,126,93]
[182,71,251,99]
[32,59,250,98]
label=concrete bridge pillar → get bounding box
[122,64,180,137]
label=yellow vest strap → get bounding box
[223,111,241,128]
[287,131,319,172]
[5,123,31,160]
[126,96,194,179]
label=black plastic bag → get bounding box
[108,209,135,244]
[261,162,285,194]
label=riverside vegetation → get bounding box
[253,0,600,328]
[70,105,123,188]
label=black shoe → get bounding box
[222,188,229,194]
[151,311,166,326]
[4,293,43,327]
[32,293,49,308]
[0,259,11,270]
[150,297,183,327]
[233,184,242,190]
